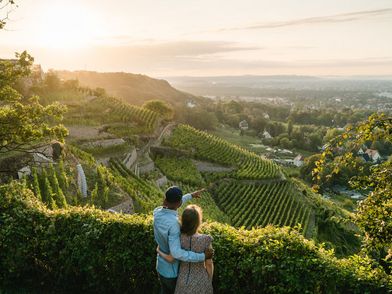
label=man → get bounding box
[153,186,214,294]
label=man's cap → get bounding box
[165,186,183,203]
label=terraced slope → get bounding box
[109,159,162,212]
[212,181,313,235]
[165,124,282,180]
[97,96,159,131]
[155,156,204,186]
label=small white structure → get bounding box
[123,147,137,169]
[156,176,168,187]
[33,152,53,166]
[138,161,155,174]
[107,199,133,214]
[263,113,270,120]
[187,101,196,108]
[239,120,249,130]
[263,130,272,139]
[17,166,31,179]
[321,144,329,151]
[281,149,293,154]
[76,164,88,197]
[85,138,125,148]
[294,154,305,167]
[365,149,381,163]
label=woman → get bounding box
[157,205,214,294]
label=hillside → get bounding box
[56,70,196,106]
[1,71,362,256]
[0,71,378,291]
[155,124,360,255]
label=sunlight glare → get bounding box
[36,3,98,49]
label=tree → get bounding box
[183,109,218,131]
[288,119,293,137]
[40,169,57,209]
[90,183,98,205]
[225,100,243,114]
[313,114,392,267]
[323,128,344,144]
[62,79,79,91]
[250,117,267,132]
[96,165,107,207]
[48,164,67,208]
[300,154,322,182]
[280,137,292,149]
[0,0,17,29]
[103,186,109,207]
[0,51,68,155]
[43,71,61,92]
[143,100,174,120]
[31,167,42,201]
[57,159,69,192]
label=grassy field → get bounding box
[211,125,317,159]
[211,125,268,153]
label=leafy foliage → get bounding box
[0,51,67,155]
[143,99,174,120]
[0,182,390,293]
[313,114,392,266]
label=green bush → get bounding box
[0,183,391,293]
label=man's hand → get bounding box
[204,247,214,260]
[191,188,205,199]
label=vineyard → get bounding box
[165,124,282,180]
[212,180,313,235]
[29,164,69,210]
[96,96,159,131]
[109,158,163,212]
[163,182,231,224]
[155,156,204,186]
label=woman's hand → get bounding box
[157,246,175,263]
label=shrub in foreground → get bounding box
[0,183,390,293]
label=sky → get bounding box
[1,0,392,77]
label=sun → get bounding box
[35,3,99,49]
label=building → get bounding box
[239,120,249,130]
[365,149,381,163]
[17,166,31,179]
[186,101,196,108]
[263,130,272,139]
[107,199,133,214]
[294,154,305,167]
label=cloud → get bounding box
[123,41,260,56]
[2,41,391,76]
[89,39,261,55]
[213,8,392,32]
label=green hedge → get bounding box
[0,183,391,293]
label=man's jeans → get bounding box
[159,274,177,294]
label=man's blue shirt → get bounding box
[153,193,205,278]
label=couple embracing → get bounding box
[153,186,214,294]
